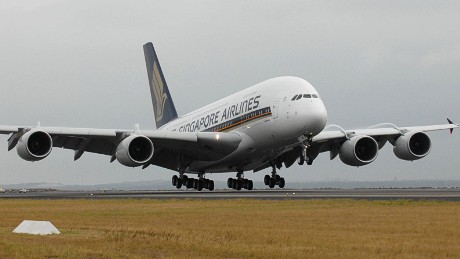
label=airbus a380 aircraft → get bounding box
[0,43,457,191]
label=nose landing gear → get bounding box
[298,135,315,165]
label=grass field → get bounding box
[0,199,459,258]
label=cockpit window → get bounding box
[303,94,311,98]
[291,95,298,101]
[312,94,318,98]
[296,95,302,100]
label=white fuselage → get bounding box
[160,76,328,173]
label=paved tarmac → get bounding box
[1,188,460,201]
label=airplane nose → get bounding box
[306,100,328,135]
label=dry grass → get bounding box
[0,199,458,258]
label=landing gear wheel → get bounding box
[185,178,194,188]
[208,180,215,191]
[298,155,305,165]
[227,178,233,188]
[279,177,285,188]
[193,179,199,189]
[235,180,242,191]
[264,175,270,185]
[247,180,253,190]
[268,178,275,189]
[197,180,203,191]
[175,179,182,189]
[172,175,178,186]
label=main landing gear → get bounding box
[263,164,285,189]
[227,171,253,190]
[171,173,214,191]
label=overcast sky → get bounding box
[0,1,459,185]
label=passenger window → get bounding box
[303,94,311,98]
[296,95,302,100]
[291,95,298,101]
[312,94,318,98]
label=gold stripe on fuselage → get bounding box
[216,111,272,132]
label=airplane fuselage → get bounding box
[160,76,328,173]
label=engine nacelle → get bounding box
[339,135,378,166]
[393,131,431,161]
[116,135,154,167]
[17,130,53,161]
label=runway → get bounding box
[1,188,460,201]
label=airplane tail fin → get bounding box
[143,42,178,128]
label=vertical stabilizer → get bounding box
[143,42,178,128]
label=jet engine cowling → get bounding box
[393,131,431,161]
[17,130,53,161]
[339,135,378,166]
[116,135,154,167]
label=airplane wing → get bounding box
[0,126,242,170]
[256,120,458,172]
[309,120,458,162]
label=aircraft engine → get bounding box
[116,135,154,167]
[393,131,431,161]
[17,130,53,161]
[339,135,378,166]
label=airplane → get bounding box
[0,42,458,191]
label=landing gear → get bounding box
[299,136,315,165]
[172,174,186,189]
[227,171,253,191]
[171,173,214,191]
[264,163,285,189]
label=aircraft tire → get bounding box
[176,180,182,189]
[193,179,199,189]
[172,175,178,186]
[197,180,203,191]
[247,180,253,190]
[186,178,194,188]
[264,175,270,185]
[279,178,285,188]
[268,178,275,188]
[235,180,242,191]
[208,180,214,191]
[298,156,305,165]
[231,179,237,189]
[227,178,233,188]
